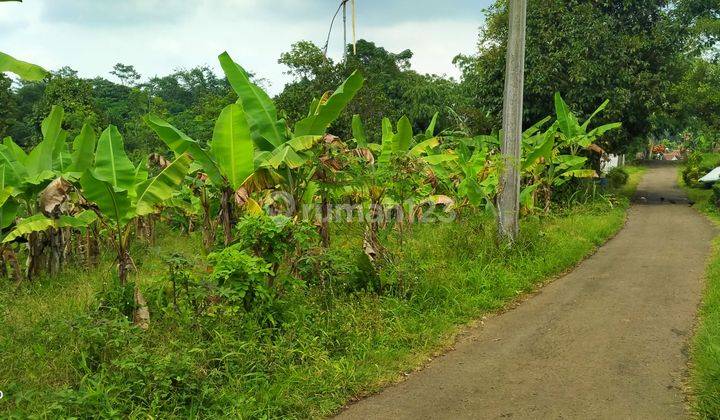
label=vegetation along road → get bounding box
[338,163,715,419]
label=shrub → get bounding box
[208,244,275,311]
[295,247,370,292]
[233,214,318,271]
[606,167,629,188]
[712,183,720,208]
[682,152,716,186]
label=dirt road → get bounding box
[337,163,715,419]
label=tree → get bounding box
[32,67,106,144]
[0,74,19,139]
[276,40,463,143]
[671,58,720,141]
[676,0,720,54]
[110,63,141,87]
[79,125,191,284]
[458,0,689,153]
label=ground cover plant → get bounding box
[0,186,639,418]
[680,157,720,417]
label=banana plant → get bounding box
[553,93,622,155]
[0,51,47,81]
[351,114,451,202]
[453,142,499,210]
[147,52,364,245]
[220,51,364,210]
[346,115,445,257]
[79,125,191,284]
[146,104,262,246]
[218,51,363,149]
[0,106,99,278]
[521,120,599,211]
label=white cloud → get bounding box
[361,20,480,81]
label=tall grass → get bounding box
[0,176,640,418]
[680,161,720,418]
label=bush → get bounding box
[233,214,318,270]
[295,247,373,292]
[683,153,704,186]
[208,244,275,311]
[606,167,629,188]
[712,184,720,208]
[682,152,720,186]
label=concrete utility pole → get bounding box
[342,0,348,62]
[498,0,527,243]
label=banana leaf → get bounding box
[0,51,47,81]
[218,52,285,150]
[294,71,364,137]
[210,104,255,190]
[145,114,224,187]
[2,210,97,243]
[93,125,136,190]
[134,154,192,216]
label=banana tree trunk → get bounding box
[118,249,132,285]
[320,191,330,248]
[27,231,48,280]
[2,247,22,283]
[85,226,99,267]
[0,247,6,279]
[9,252,22,284]
[48,227,63,276]
[543,184,552,213]
[220,187,234,246]
[201,187,215,250]
[133,287,150,330]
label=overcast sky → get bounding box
[0,0,491,94]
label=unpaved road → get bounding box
[337,163,716,419]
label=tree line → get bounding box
[1,0,718,161]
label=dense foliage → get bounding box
[1,0,719,416]
[456,0,720,153]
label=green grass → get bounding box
[680,159,720,418]
[0,180,640,418]
[618,164,646,198]
[698,153,720,170]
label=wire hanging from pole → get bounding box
[322,0,348,60]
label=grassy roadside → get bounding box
[679,165,720,418]
[0,168,643,418]
[619,165,645,198]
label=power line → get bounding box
[322,1,348,59]
[323,0,357,62]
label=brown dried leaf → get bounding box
[149,153,170,169]
[318,91,332,107]
[234,187,249,206]
[434,195,455,207]
[355,148,375,165]
[39,178,72,217]
[133,288,150,330]
[425,169,438,188]
[323,133,342,145]
[363,237,377,262]
[588,143,605,155]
